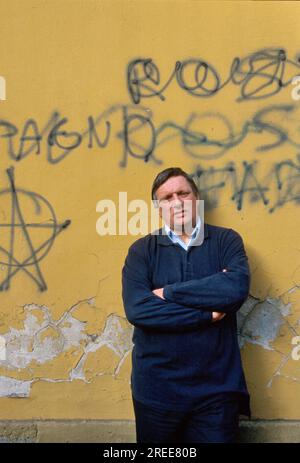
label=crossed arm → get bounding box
[122,245,213,332]
[152,268,228,322]
[122,229,250,332]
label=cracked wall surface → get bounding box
[0,288,299,419]
[0,299,133,396]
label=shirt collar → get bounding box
[154,217,208,247]
[152,221,209,246]
[164,216,201,242]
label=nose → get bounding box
[171,194,183,208]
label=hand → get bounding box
[152,288,165,299]
[212,311,226,322]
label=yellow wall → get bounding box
[0,0,299,420]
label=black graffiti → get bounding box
[190,156,300,213]
[0,103,300,211]
[127,48,300,104]
[118,103,300,166]
[0,167,71,291]
[1,103,300,167]
[0,105,137,165]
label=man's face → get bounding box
[155,175,199,233]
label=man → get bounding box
[122,167,250,443]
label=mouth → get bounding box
[174,208,189,216]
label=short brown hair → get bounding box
[151,167,199,200]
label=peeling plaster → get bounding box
[0,288,299,398]
[238,288,300,389]
[0,376,31,398]
[237,297,291,350]
[0,300,133,397]
[70,314,133,381]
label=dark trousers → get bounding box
[133,393,240,443]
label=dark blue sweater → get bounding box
[122,223,251,416]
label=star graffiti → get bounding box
[0,166,71,291]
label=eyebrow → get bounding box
[160,189,192,199]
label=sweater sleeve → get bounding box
[122,242,212,332]
[163,229,250,314]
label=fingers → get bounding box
[212,312,226,321]
[212,311,226,322]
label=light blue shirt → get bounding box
[164,216,202,251]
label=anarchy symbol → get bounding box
[0,167,71,291]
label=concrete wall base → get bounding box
[0,420,299,443]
